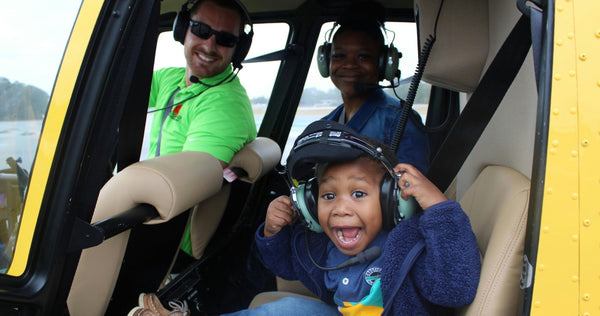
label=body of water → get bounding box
[0,120,42,173]
[2,104,426,172]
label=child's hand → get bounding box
[394,163,447,210]
[264,195,296,238]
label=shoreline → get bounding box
[252,103,428,117]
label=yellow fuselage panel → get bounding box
[532,0,600,314]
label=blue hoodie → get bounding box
[255,200,481,315]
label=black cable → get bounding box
[390,34,436,152]
[389,0,446,152]
[147,69,238,113]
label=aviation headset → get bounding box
[316,20,401,82]
[286,121,417,233]
[172,0,254,69]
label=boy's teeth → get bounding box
[336,228,361,243]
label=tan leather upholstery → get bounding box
[249,278,318,309]
[457,165,529,316]
[416,0,489,92]
[189,184,232,259]
[229,137,282,184]
[68,137,281,316]
[189,137,281,259]
[68,151,223,316]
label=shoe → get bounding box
[128,307,159,316]
[127,293,190,316]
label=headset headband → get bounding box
[287,120,399,181]
[293,130,396,176]
[287,120,417,233]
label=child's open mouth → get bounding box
[334,227,362,248]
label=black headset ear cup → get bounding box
[305,179,320,228]
[173,6,190,44]
[379,173,399,231]
[317,43,331,78]
[379,44,400,81]
[231,30,253,69]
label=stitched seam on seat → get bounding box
[477,188,529,315]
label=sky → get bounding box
[0,0,82,94]
[1,0,419,99]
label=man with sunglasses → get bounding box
[147,0,256,262]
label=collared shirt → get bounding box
[147,65,256,163]
[325,232,388,315]
[323,89,430,174]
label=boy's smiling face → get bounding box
[317,157,384,256]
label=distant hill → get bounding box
[0,77,49,121]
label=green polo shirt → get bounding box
[148,66,256,256]
[148,66,256,163]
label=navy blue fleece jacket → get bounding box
[255,200,481,315]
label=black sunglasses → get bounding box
[189,20,239,47]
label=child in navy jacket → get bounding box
[226,120,480,315]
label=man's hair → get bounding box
[332,0,386,48]
[190,0,247,34]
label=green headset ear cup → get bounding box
[381,44,400,81]
[396,190,418,225]
[317,43,331,78]
[294,179,322,233]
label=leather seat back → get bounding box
[457,165,530,315]
[68,137,281,316]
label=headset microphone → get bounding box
[189,75,201,84]
[189,69,238,88]
[353,81,400,94]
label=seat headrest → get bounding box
[415,0,489,92]
[93,151,223,225]
[229,137,281,183]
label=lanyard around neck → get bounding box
[155,88,181,157]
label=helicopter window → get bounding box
[0,0,82,274]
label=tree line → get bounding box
[0,77,49,121]
[251,81,431,107]
[1,76,430,121]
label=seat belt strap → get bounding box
[427,15,532,191]
[382,240,425,315]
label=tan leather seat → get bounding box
[67,137,281,316]
[188,137,282,259]
[457,165,529,315]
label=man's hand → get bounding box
[264,195,296,238]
